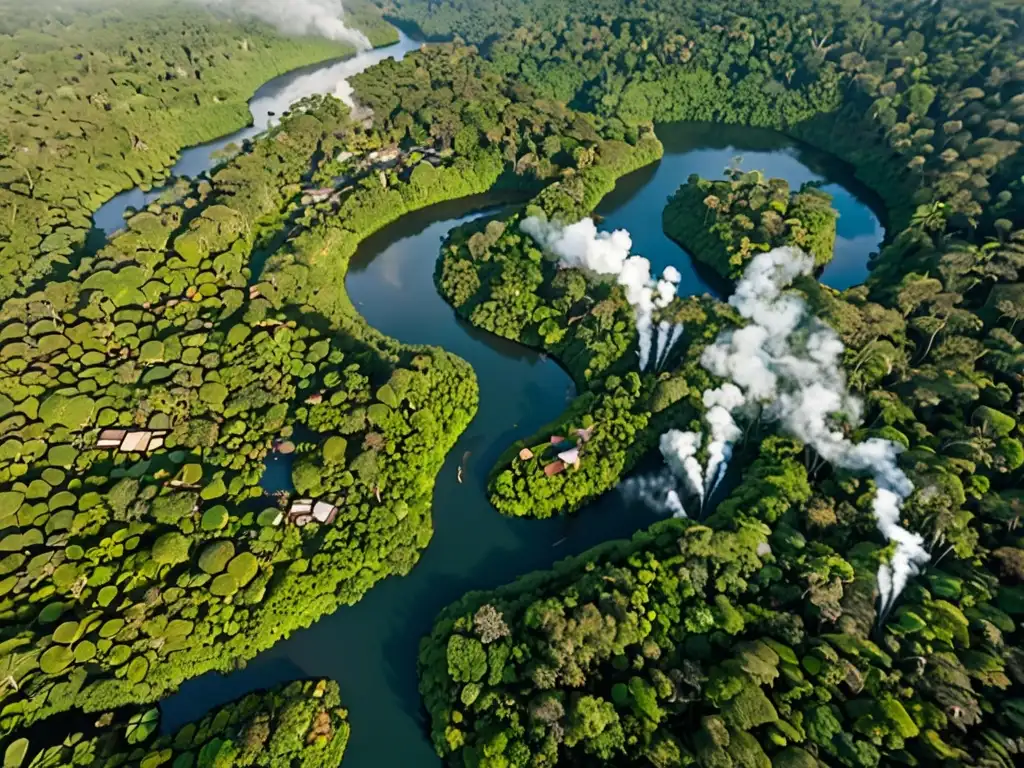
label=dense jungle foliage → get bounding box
[0,89,483,734]
[1,0,1023,765]
[6,677,349,768]
[381,0,1024,766]
[437,199,738,520]
[664,171,838,278]
[0,8,688,762]
[0,0,394,302]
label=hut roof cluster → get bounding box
[97,428,169,453]
[519,425,597,477]
[283,498,338,527]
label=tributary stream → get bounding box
[89,29,886,768]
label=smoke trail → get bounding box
[659,430,705,506]
[654,321,671,371]
[695,247,928,610]
[701,384,745,497]
[655,322,685,371]
[621,471,686,517]
[520,216,678,370]
[200,0,371,48]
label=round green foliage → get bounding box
[172,752,195,768]
[200,477,227,501]
[74,640,97,662]
[47,444,80,467]
[210,573,239,597]
[65,545,84,560]
[41,469,66,488]
[141,750,173,768]
[126,708,159,744]
[38,602,65,624]
[166,619,194,637]
[3,738,28,768]
[40,645,73,675]
[446,635,486,683]
[199,381,228,407]
[257,508,282,527]
[201,506,229,531]
[52,621,79,644]
[227,552,258,586]
[367,403,391,425]
[178,463,203,485]
[322,436,348,465]
[377,383,399,408]
[974,405,1016,437]
[100,618,125,638]
[226,324,250,346]
[51,563,79,589]
[152,532,190,566]
[108,644,131,666]
[127,656,149,683]
[98,585,118,607]
[139,340,165,362]
[198,541,235,574]
[38,394,95,429]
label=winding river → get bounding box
[88,30,886,768]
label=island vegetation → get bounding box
[664,171,838,278]
[0,0,1022,765]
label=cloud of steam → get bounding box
[659,430,704,506]
[621,471,686,517]
[701,383,745,496]
[520,216,682,370]
[520,217,926,612]
[200,0,371,49]
[675,246,928,614]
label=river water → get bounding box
[87,30,886,768]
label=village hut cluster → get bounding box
[518,424,596,477]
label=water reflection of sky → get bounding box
[596,123,886,294]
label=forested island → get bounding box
[664,172,838,278]
[1,0,1022,767]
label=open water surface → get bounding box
[88,32,886,768]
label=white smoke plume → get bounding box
[654,320,671,372]
[693,246,928,613]
[520,216,679,370]
[701,384,745,496]
[659,430,705,506]
[200,0,371,49]
[621,471,686,517]
[662,323,685,368]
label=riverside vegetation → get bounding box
[0,0,1022,766]
[392,0,1024,766]
[0,7,687,763]
[0,0,394,301]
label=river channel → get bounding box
[88,29,886,768]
